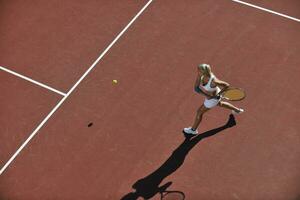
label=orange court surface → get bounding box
[0,0,300,199]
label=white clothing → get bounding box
[201,74,221,108]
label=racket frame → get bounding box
[219,87,246,101]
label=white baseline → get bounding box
[232,0,300,22]
[0,0,154,175]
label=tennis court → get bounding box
[1,0,299,199]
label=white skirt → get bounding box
[204,97,221,108]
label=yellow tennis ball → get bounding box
[112,79,118,84]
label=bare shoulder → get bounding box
[213,76,221,83]
[212,75,229,86]
[211,74,219,82]
[196,72,203,81]
[211,74,221,81]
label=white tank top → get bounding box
[201,74,220,93]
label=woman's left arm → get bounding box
[214,78,230,94]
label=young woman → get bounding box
[183,64,244,135]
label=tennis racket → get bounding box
[160,191,185,200]
[218,87,246,101]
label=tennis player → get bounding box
[183,64,244,135]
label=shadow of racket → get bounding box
[156,182,185,200]
[159,190,185,200]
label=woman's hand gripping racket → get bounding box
[217,87,246,101]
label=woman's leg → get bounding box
[218,101,243,113]
[191,104,210,130]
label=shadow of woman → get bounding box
[120,114,236,200]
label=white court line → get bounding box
[0,66,66,96]
[0,0,153,176]
[232,0,300,22]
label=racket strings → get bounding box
[222,88,245,101]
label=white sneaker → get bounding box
[183,127,198,135]
[232,108,244,115]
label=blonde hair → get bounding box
[198,64,211,75]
